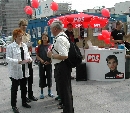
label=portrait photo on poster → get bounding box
[93,28,102,36]
[106,21,116,32]
[44,26,48,34]
[127,23,130,35]
[32,28,36,38]
[84,28,88,37]
[37,27,41,37]
[105,55,124,79]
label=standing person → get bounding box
[65,23,79,44]
[47,21,74,113]
[19,19,38,102]
[36,33,53,99]
[110,21,130,47]
[6,28,32,113]
[65,23,79,80]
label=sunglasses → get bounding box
[22,25,27,26]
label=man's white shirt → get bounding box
[52,32,70,64]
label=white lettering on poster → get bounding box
[116,74,124,78]
[94,24,100,27]
[87,54,100,63]
[73,17,84,22]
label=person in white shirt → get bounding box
[47,21,74,113]
[6,28,32,113]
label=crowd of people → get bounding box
[6,18,130,113]
[6,19,76,113]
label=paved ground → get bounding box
[1,57,130,113]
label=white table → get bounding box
[85,48,125,81]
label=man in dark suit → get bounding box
[65,23,79,44]
[65,23,79,80]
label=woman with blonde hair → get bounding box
[19,18,38,102]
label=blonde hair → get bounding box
[18,19,28,27]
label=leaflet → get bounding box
[21,60,30,64]
[26,42,34,47]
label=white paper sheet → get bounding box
[87,40,93,47]
[79,48,85,55]
[26,42,34,47]
[21,60,29,64]
[21,60,30,64]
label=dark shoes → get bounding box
[12,107,19,113]
[55,96,61,101]
[57,102,63,109]
[26,97,31,103]
[71,76,75,80]
[22,103,31,108]
[26,96,38,103]
[29,96,38,101]
[58,105,63,109]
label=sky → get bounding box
[54,0,129,12]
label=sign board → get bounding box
[35,0,53,18]
[106,21,116,32]
[85,49,125,81]
[93,28,102,36]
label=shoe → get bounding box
[22,103,31,108]
[58,101,63,105]
[48,93,54,97]
[71,76,75,80]
[55,96,61,100]
[26,97,31,103]
[58,105,63,109]
[12,107,19,113]
[55,96,58,100]
[48,89,54,98]
[29,96,38,101]
[40,94,44,99]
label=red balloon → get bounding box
[50,2,58,11]
[111,42,115,47]
[104,38,110,44]
[102,30,110,39]
[98,34,104,40]
[108,32,111,36]
[25,6,33,15]
[101,8,110,17]
[31,0,39,8]
[24,6,30,12]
